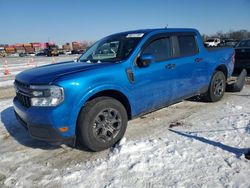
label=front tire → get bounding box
[205,71,226,102]
[77,97,128,151]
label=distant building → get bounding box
[62,43,71,51]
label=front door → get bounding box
[131,36,176,115]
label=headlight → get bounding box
[30,85,64,107]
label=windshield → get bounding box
[78,33,144,63]
[236,40,250,48]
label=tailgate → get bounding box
[235,48,250,59]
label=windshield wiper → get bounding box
[80,58,121,63]
[79,59,101,64]
[79,59,92,63]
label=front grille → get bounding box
[16,92,31,108]
[15,80,30,89]
[14,80,31,108]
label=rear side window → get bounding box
[142,38,171,62]
[178,35,198,56]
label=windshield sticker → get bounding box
[126,33,144,38]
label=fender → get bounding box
[209,63,229,81]
[67,84,134,132]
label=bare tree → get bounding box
[202,29,250,41]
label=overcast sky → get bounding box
[0,0,250,44]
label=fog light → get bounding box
[59,126,68,132]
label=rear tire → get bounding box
[205,71,226,102]
[226,69,247,92]
[77,97,128,151]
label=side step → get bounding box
[226,69,247,92]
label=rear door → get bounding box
[170,34,208,100]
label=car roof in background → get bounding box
[239,39,250,42]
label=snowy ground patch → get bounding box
[0,86,250,187]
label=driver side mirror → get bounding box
[137,54,155,68]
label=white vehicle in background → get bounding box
[204,38,221,47]
[29,53,36,57]
[64,51,72,55]
[9,53,19,57]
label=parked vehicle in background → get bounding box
[44,45,59,56]
[234,39,250,71]
[0,48,7,57]
[204,38,221,47]
[29,53,36,57]
[58,51,65,55]
[9,53,19,57]
[13,28,239,151]
[35,51,46,56]
[218,39,239,47]
[71,49,81,54]
[71,49,85,54]
[64,51,72,55]
[19,52,28,57]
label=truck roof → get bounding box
[111,28,199,37]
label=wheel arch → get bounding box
[215,64,228,78]
[85,89,132,120]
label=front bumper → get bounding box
[13,97,75,143]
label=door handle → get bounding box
[166,64,176,69]
[195,58,203,63]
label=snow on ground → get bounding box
[0,55,79,87]
[0,86,250,187]
[0,80,14,88]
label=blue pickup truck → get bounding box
[13,28,237,151]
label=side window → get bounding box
[142,37,171,62]
[178,35,198,56]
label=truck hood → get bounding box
[15,61,113,84]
